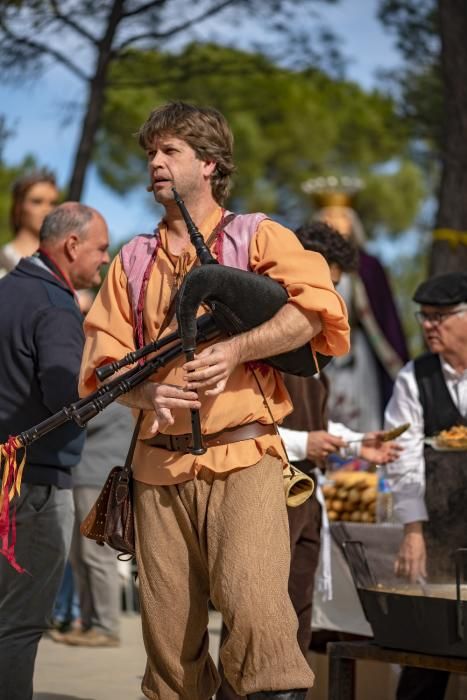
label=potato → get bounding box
[341,512,351,521]
[361,486,377,504]
[337,488,350,500]
[341,500,354,512]
[350,510,363,522]
[327,510,338,521]
[332,471,355,486]
[361,473,378,489]
[350,473,377,491]
[322,484,337,498]
[347,488,361,504]
[331,499,345,513]
[361,511,374,523]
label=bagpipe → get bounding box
[1,188,329,565]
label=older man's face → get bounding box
[418,304,467,355]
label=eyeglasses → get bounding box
[415,306,467,325]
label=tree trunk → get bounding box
[67,0,125,200]
[430,0,467,276]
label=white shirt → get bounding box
[383,356,467,525]
[279,420,364,603]
[279,422,364,462]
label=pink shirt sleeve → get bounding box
[79,255,135,396]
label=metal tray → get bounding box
[359,587,467,657]
[343,541,467,658]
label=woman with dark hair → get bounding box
[0,170,59,277]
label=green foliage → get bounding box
[0,166,15,245]
[378,0,439,63]
[355,161,426,236]
[377,1,442,150]
[0,155,37,246]
[389,245,429,356]
[96,42,424,234]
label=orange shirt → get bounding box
[79,206,349,485]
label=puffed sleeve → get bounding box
[79,254,135,396]
[249,219,350,356]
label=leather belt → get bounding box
[142,421,276,453]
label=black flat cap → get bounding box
[413,272,467,306]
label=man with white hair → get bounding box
[384,272,467,700]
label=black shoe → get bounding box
[50,619,72,634]
[248,691,307,700]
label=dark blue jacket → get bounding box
[0,257,86,488]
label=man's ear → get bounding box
[64,233,80,261]
[202,159,217,178]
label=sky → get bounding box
[0,0,403,248]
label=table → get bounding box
[327,640,467,700]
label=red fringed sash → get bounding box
[0,436,27,573]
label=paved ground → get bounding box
[33,611,222,700]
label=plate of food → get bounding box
[425,425,467,452]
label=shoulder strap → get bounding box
[219,212,269,270]
[117,282,181,485]
[120,233,160,348]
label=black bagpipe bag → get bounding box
[176,264,331,377]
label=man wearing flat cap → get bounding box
[384,272,467,700]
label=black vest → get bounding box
[414,353,466,436]
[414,352,467,579]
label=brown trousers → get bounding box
[134,454,314,700]
[216,494,322,700]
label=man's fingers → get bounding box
[323,437,345,453]
[408,560,422,584]
[157,386,199,401]
[150,407,174,433]
[395,552,426,582]
[183,347,218,372]
[184,364,223,385]
[205,379,227,396]
[153,385,200,409]
[159,397,201,409]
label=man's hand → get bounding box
[144,382,201,433]
[359,430,403,464]
[182,303,323,397]
[360,440,403,465]
[394,522,427,583]
[306,431,346,460]
[182,340,240,396]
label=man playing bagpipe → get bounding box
[79,101,350,700]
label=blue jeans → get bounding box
[0,483,74,700]
[53,560,80,626]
